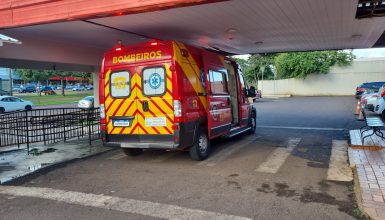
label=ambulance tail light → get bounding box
[173,100,182,121]
[100,104,106,131]
[100,104,105,119]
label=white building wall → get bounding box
[257,58,385,96]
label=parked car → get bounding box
[355,82,385,99]
[361,92,379,112]
[86,85,93,90]
[72,86,86,91]
[0,96,33,113]
[374,85,385,120]
[0,89,10,96]
[65,85,74,90]
[20,86,36,93]
[12,86,22,93]
[77,96,94,109]
[39,86,54,92]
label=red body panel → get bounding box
[99,40,251,142]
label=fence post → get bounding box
[88,108,91,145]
[62,108,66,142]
[42,120,46,145]
[25,110,30,154]
[16,114,20,149]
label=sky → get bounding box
[234,48,385,60]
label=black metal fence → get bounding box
[0,108,100,153]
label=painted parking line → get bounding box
[106,153,127,160]
[255,138,301,173]
[326,140,353,182]
[0,186,252,220]
[198,138,255,167]
[257,125,344,131]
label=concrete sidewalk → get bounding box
[349,148,385,220]
[0,140,112,184]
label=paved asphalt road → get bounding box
[0,96,365,220]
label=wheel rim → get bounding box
[198,134,208,154]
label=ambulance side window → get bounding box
[208,70,228,94]
[238,69,247,90]
[143,66,166,96]
[110,71,131,98]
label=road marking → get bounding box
[255,138,301,173]
[198,138,255,167]
[257,125,344,131]
[106,153,126,160]
[0,186,251,220]
[327,140,353,182]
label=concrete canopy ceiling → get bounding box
[1,0,385,71]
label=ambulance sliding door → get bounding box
[203,52,232,138]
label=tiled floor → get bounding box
[349,148,385,220]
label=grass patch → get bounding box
[16,91,93,106]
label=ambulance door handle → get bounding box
[142,100,149,112]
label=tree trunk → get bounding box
[61,78,65,96]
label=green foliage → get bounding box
[16,69,53,83]
[275,50,354,79]
[15,69,91,96]
[235,54,276,85]
[236,50,354,84]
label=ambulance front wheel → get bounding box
[247,113,256,134]
[122,148,143,156]
[189,129,211,161]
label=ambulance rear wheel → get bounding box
[189,129,210,161]
[122,148,143,156]
[247,113,256,134]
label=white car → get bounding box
[374,85,385,120]
[0,96,33,113]
[361,92,379,112]
[78,96,94,109]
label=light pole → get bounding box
[8,68,13,96]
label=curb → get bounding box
[0,146,116,185]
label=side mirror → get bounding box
[248,86,256,97]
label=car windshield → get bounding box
[83,96,94,101]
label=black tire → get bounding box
[25,105,32,111]
[189,129,210,161]
[0,107,4,114]
[247,112,256,134]
[122,148,143,156]
[382,110,385,121]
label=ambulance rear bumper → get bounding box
[105,134,179,149]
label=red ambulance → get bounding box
[99,40,257,160]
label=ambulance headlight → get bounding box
[173,100,182,117]
[100,104,106,119]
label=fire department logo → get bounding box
[149,73,162,89]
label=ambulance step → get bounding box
[226,127,251,138]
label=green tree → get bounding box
[236,54,276,87]
[16,69,54,95]
[275,50,354,79]
[16,69,91,96]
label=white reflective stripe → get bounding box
[257,125,344,131]
[327,140,353,182]
[198,138,253,167]
[255,138,301,173]
[0,186,252,220]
